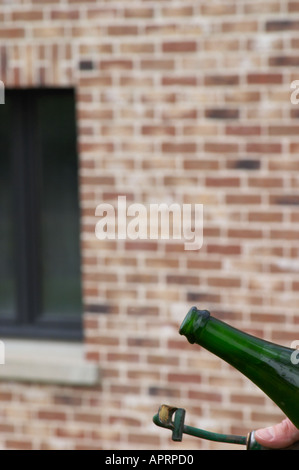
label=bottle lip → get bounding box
[179,306,210,344]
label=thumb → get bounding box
[255,419,299,449]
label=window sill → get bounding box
[0,339,100,386]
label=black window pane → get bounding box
[37,91,82,318]
[0,88,82,339]
[0,98,16,319]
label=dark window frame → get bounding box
[0,88,83,340]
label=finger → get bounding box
[255,419,299,449]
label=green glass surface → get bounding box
[180,307,299,429]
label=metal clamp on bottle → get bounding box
[153,404,299,450]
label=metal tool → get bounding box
[153,404,299,450]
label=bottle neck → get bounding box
[179,307,210,344]
[179,307,276,370]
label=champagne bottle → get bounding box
[179,306,299,429]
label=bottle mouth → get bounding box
[179,306,210,344]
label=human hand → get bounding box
[255,418,299,449]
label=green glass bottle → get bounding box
[179,306,299,429]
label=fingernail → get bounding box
[255,427,275,441]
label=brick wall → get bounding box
[1,0,299,450]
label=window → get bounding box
[0,88,83,340]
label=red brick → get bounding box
[230,393,265,405]
[206,177,240,187]
[0,28,25,38]
[141,59,175,70]
[125,241,158,251]
[0,392,12,401]
[162,142,197,153]
[204,74,239,86]
[168,373,201,384]
[248,211,283,223]
[226,125,261,136]
[166,274,200,286]
[107,25,138,35]
[269,56,299,66]
[33,27,64,38]
[226,194,262,205]
[201,4,236,15]
[289,2,299,11]
[120,75,154,87]
[270,229,299,240]
[207,277,241,288]
[269,160,299,171]
[0,424,14,433]
[187,259,222,270]
[120,43,154,53]
[204,38,239,51]
[38,411,67,421]
[266,20,299,31]
[269,125,299,135]
[6,440,33,450]
[142,125,176,136]
[78,108,114,120]
[127,305,159,316]
[222,21,258,33]
[245,3,280,13]
[189,390,222,402]
[78,76,113,87]
[183,124,218,136]
[126,273,158,284]
[124,8,153,18]
[247,73,283,84]
[291,38,299,48]
[100,60,133,70]
[74,413,102,424]
[246,142,282,153]
[248,177,283,188]
[144,24,178,36]
[269,194,299,205]
[12,11,43,21]
[85,8,117,19]
[227,159,261,170]
[204,142,239,153]
[227,229,263,239]
[164,175,197,186]
[206,243,241,255]
[162,6,193,17]
[162,108,197,119]
[161,75,197,86]
[290,142,299,153]
[101,125,134,136]
[184,159,219,170]
[128,433,161,447]
[51,9,80,20]
[205,108,239,119]
[162,41,197,53]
